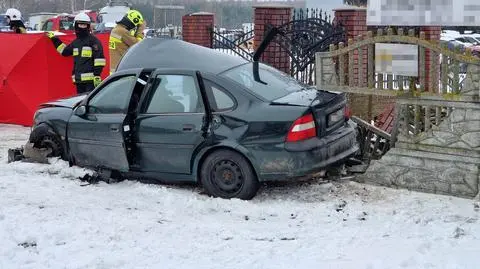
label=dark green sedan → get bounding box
[27,39,358,200]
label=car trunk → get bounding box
[271,89,348,138]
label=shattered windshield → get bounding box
[221,62,305,101]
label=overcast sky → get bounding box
[309,0,343,8]
[306,0,343,15]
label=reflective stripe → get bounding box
[94,58,106,67]
[136,37,142,42]
[81,46,92,58]
[57,43,66,54]
[108,40,116,49]
[110,32,122,39]
[73,48,79,56]
[109,36,121,49]
[80,72,94,81]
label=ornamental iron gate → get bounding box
[210,25,255,61]
[210,8,346,85]
[269,9,346,85]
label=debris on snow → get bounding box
[1,124,480,269]
[18,241,37,248]
[453,227,466,239]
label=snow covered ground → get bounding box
[1,123,480,269]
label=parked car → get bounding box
[0,13,11,32]
[41,14,75,34]
[26,39,358,199]
[143,28,156,38]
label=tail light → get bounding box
[344,105,351,121]
[286,113,317,142]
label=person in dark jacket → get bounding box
[5,8,26,33]
[47,13,106,94]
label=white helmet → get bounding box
[5,8,21,21]
[74,13,91,24]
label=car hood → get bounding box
[40,95,86,109]
[270,88,340,107]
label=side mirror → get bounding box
[74,105,87,117]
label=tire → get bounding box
[200,149,260,200]
[30,126,64,159]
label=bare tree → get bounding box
[79,0,105,10]
[0,0,42,17]
[344,0,368,7]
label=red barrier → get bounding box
[0,33,110,126]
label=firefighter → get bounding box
[109,9,145,74]
[5,8,26,33]
[46,13,106,94]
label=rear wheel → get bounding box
[200,149,259,200]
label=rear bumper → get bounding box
[248,122,359,182]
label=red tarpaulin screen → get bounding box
[0,33,110,126]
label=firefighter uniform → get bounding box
[109,10,145,74]
[48,13,106,94]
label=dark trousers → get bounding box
[76,82,95,94]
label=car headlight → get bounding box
[33,111,39,122]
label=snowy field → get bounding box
[1,123,480,269]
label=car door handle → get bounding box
[110,125,120,132]
[182,124,195,131]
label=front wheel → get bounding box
[30,125,65,159]
[200,149,259,200]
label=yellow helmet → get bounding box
[126,10,144,26]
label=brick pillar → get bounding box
[421,26,441,92]
[182,12,214,48]
[334,6,367,86]
[253,4,292,73]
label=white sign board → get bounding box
[375,43,418,77]
[367,0,480,26]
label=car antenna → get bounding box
[252,25,280,85]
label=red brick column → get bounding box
[334,7,367,86]
[421,26,441,92]
[253,4,292,73]
[182,12,214,48]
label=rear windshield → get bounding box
[221,63,304,101]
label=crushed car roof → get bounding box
[116,38,249,74]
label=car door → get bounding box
[67,71,141,172]
[134,70,212,174]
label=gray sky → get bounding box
[306,0,343,9]
[305,0,343,17]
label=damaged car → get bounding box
[14,38,359,200]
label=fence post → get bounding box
[367,31,374,88]
[182,12,215,48]
[397,28,404,91]
[357,35,364,87]
[339,42,345,86]
[330,44,338,85]
[376,28,384,90]
[419,31,426,91]
[253,3,293,74]
[420,26,442,92]
[348,38,354,86]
